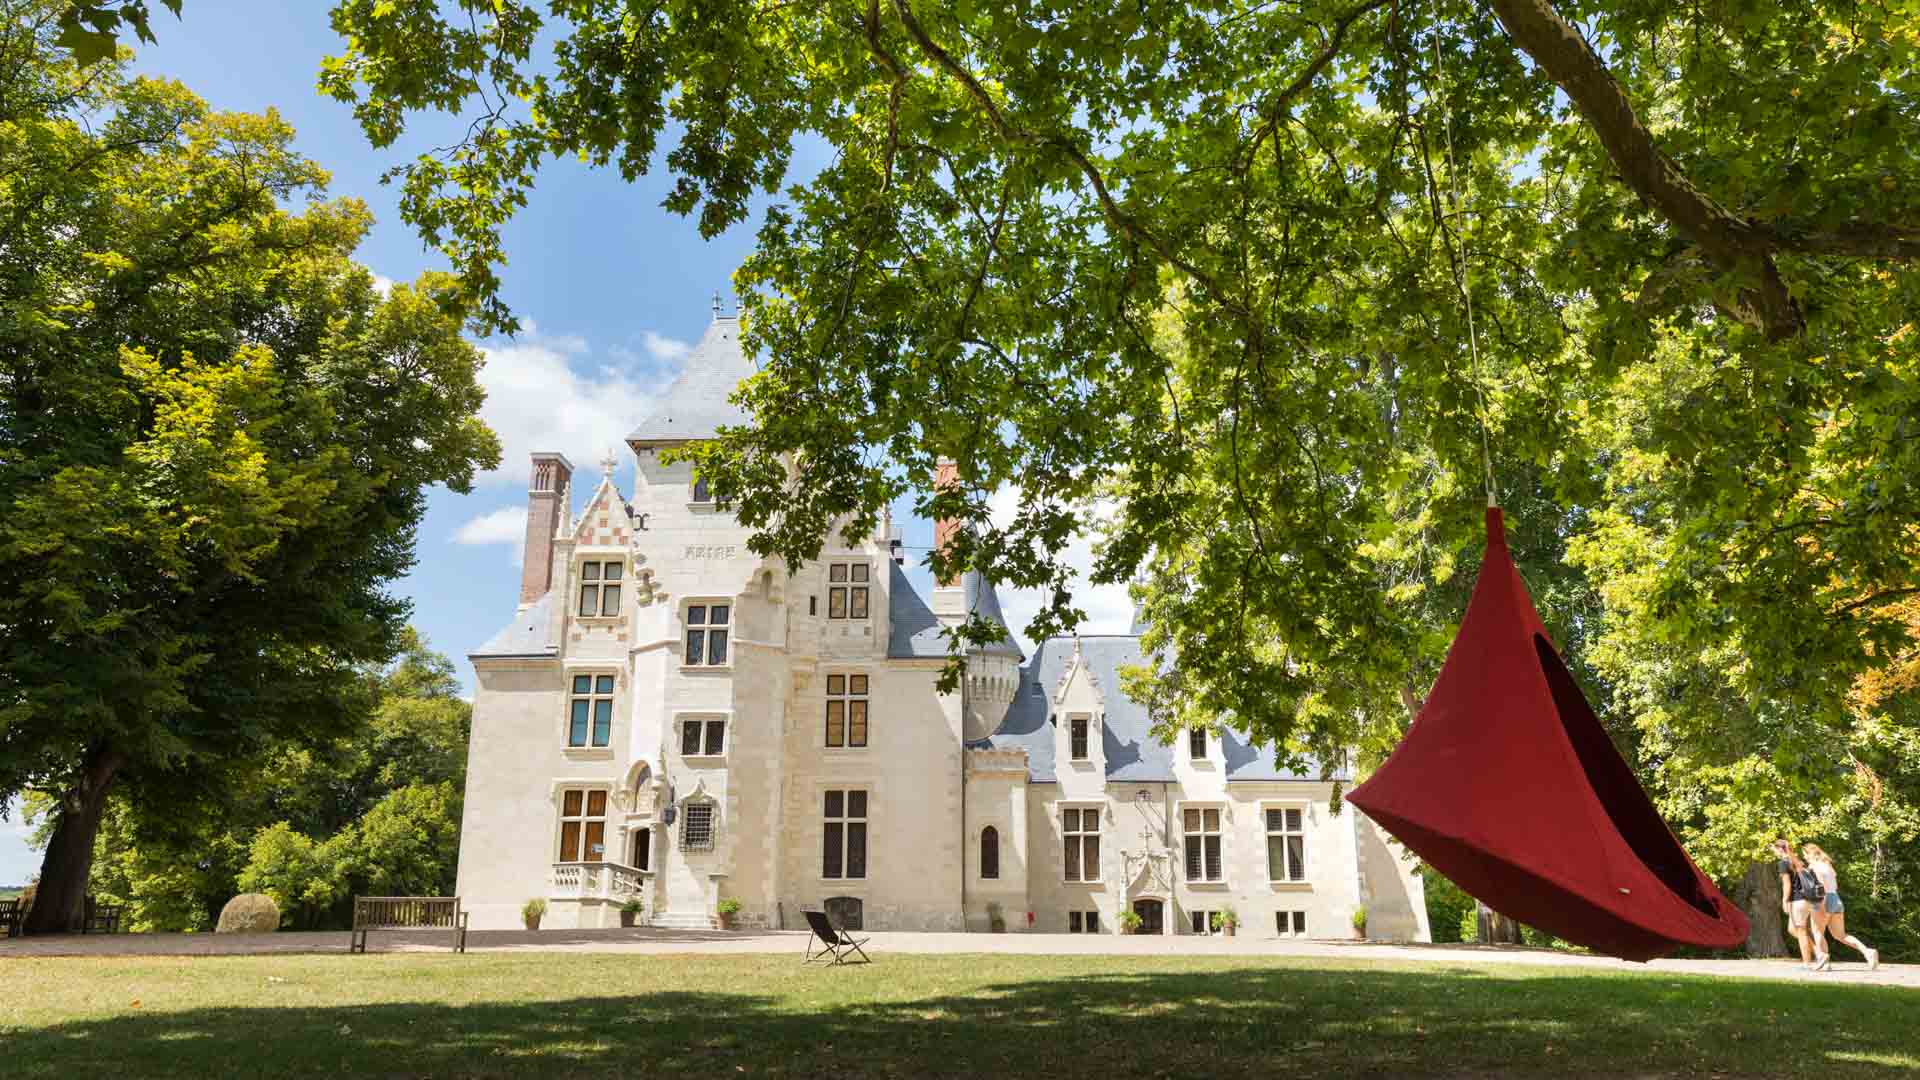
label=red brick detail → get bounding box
[521,454,573,604]
[933,459,962,587]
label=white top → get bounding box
[1811,860,1840,896]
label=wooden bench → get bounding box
[81,897,121,934]
[0,898,21,938]
[350,896,469,954]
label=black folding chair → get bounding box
[802,909,872,965]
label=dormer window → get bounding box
[1188,728,1207,759]
[828,562,870,619]
[577,561,623,617]
[1070,715,1090,760]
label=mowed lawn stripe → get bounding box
[1,953,1913,1077]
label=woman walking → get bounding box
[1803,844,1880,971]
[1774,839,1823,971]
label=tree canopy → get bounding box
[289,0,1918,736]
[1,2,498,931]
[51,0,1920,949]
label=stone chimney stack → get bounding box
[521,452,573,604]
[932,459,962,588]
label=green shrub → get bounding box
[522,898,547,924]
[715,898,742,916]
[216,893,280,933]
[1420,867,1475,944]
[621,899,644,914]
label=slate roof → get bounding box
[471,592,556,659]
[885,563,1023,660]
[626,315,757,446]
[961,570,1024,658]
[984,634,1343,784]
[886,560,948,659]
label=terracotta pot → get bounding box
[620,910,637,928]
[1352,925,1367,940]
[1224,925,1236,937]
[524,917,542,932]
[716,914,734,930]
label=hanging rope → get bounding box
[1427,0,1498,508]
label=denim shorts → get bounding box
[1823,894,1844,914]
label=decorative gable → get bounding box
[571,458,633,548]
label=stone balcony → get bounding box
[550,861,650,903]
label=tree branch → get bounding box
[1244,0,1393,168]
[1484,0,1805,341]
[1772,222,1920,261]
[888,0,1248,318]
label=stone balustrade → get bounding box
[550,861,651,902]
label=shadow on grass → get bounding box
[7,962,1916,1078]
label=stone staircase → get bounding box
[648,910,715,931]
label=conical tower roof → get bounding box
[961,569,1024,659]
[626,313,756,447]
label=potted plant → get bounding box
[620,898,644,928]
[1118,909,1144,935]
[986,901,1007,933]
[1351,905,1368,940]
[522,898,547,932]
[715,897,741,930]
[1215,908,1239,938]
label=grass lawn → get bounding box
[1,952,1913,1078]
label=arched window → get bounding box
[981,826,1000,880]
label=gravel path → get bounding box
[4,927,1912,988]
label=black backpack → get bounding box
[1799,867,1826,902]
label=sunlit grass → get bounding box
[0,952,1913,1077]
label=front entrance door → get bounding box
[1132,898,1164,934]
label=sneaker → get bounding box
[1815,953,1831,972]
[1866,948,1880,972]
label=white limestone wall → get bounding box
[1352,807,1430,941]
[962,753,1030,931]
[775,657,966,931]
[458,659,630,930]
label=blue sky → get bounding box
[2,1,1132,885]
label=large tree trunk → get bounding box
[1732,859,1788,958]
[1476,901,1523,944]
[23,744,124,935]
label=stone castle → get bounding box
[457,310,1429,938]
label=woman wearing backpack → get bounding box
[1774,839,1824,971]
[1803,844,1880,971]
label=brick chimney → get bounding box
[932,459,962,588]
[521,452,573,604]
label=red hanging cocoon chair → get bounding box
[1347,507,1750,961]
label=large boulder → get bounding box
[216,892,281,933]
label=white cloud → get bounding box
[370,273,396,297]
[985,487,1135,653]
[641,331,693,363]
[474,329,664,489]
[452,506,530,562]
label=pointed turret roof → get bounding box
[962,569,1024,659]
[626,314,756,446]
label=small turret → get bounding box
[959,570,1021,741]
